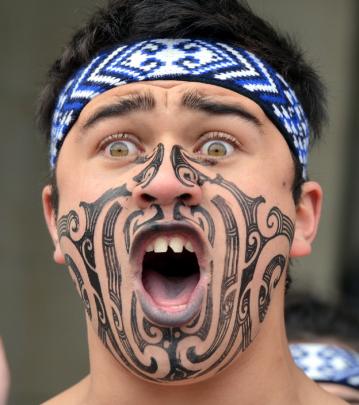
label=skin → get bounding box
[42,81,345,405]
[0,338,9,405]
[320,384,359,404]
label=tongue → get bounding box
[143,269,199,307]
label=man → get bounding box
[38,0,345,403]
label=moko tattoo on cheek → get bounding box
[58,143,294,383]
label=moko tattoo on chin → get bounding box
[57,143,294,382]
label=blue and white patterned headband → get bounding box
[290,343,359,390]
[51,38,310,175]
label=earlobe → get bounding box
[42,184,65,265]
[289,181,323,258]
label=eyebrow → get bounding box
[81,88,262,130]
[82,92,156,129]
[181,90,262,128]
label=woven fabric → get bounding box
[290,343,359,390]
[50,38,310,174]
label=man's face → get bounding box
[48,81,298,383]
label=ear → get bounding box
[290,181,323,258]
[42,184,65,265]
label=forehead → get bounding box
[78,80,268,122]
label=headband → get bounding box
[290,343,359,390]
[50,38,310,176]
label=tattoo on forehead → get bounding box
[58,143,294,382]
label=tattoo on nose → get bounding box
[133,143,165,188]
[171,145,211,188]
[57,145,294,382]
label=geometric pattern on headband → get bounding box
[290,343,359,390]
[51,38,310,175]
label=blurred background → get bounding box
[0,0,358,403]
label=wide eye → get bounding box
[101,134,141,158]
[199,139,234,157]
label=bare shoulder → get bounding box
[297,374,351,405]
[41,376,90,405]
[321,392,351,405]
[309,385,351,405]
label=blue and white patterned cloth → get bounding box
[290,343,359,390]
[50,38,310,175]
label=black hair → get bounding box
[285,292,359,352]
[38,0,325,211]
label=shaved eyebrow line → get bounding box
[82,92,156,129]
[182,90,262,127]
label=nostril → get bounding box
[141,193,156,203]
[179,193,192,201]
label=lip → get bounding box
[136,276,207,327]
[129,221,210,327]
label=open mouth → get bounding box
[131,225,207,327]
[142,237,200,308]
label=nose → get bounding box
[132,153,203,209]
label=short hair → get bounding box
[37,0,327,212]
[37,0,326,153]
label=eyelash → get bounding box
[98,131,241,158]
[194,131,242,153]
[98,133,143,153]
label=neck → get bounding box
[83,289,320,405]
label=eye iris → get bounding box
[109,141,129,157]
[207,142,227,156]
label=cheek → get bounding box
[250,234,291,324]
[95,211,136,311]
[219,133,296,202]
[56,148,130,215]
[56,182,133,322]
[206,179,294,331]
[60,236,96,321]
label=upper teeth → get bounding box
[145,236,194,254]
